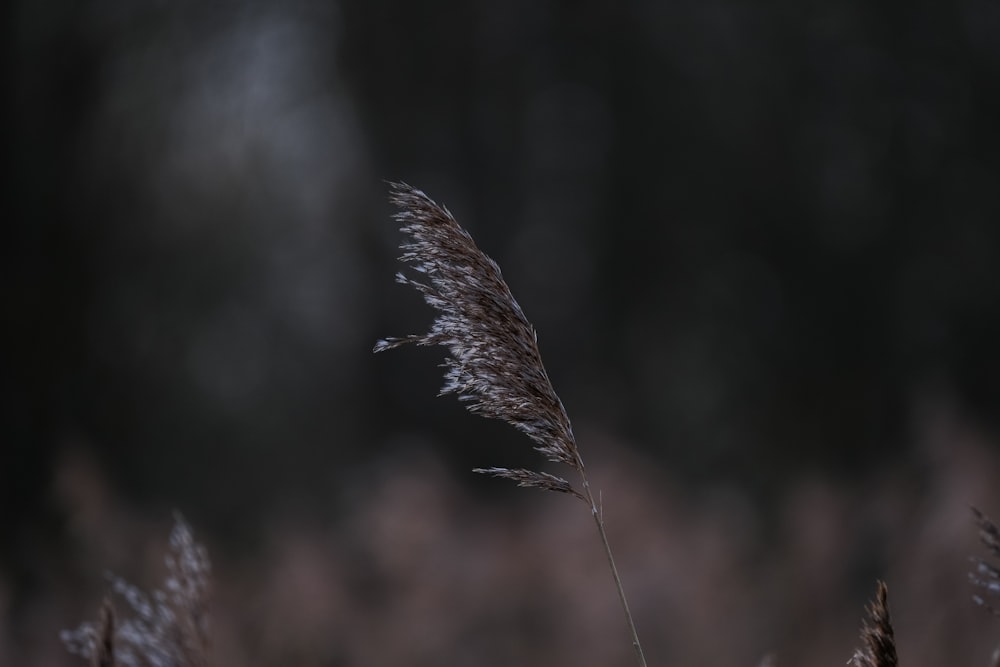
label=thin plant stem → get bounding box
[578,468,648,667]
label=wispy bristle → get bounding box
[473,467,584,500]
[376,182,581,472]
[850,580,898,667]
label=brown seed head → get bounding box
[375,183,581,472]
[850,580,898,667]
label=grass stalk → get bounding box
[580,475,648,667]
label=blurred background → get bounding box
[7,0,1000,665]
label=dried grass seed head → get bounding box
[850,580,898,667]
[62,515,212,667]
[375,182,580,471]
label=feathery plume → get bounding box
[376,182,647,667]
[62,514,211,667]
[850,580,898,667]
[375,182,581,471]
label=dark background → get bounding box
[7,1,1000,665]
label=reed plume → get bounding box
[375,182,647,667]
[850,580,898,667]
[62,514,211,667]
